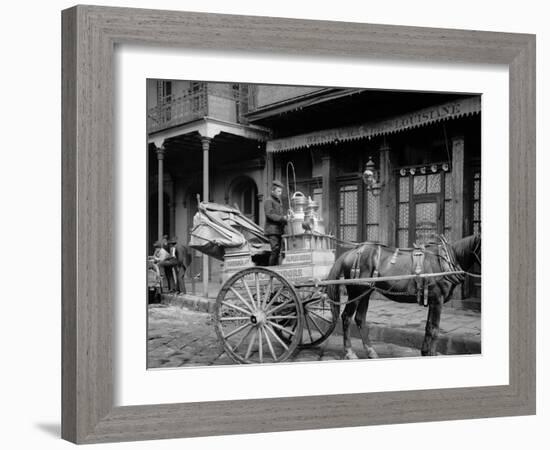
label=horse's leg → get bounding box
[177,266,186,294]
[341,290,359,359]
[421,294,444,356]
[355,291,378,358]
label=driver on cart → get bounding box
[264,180,288,266]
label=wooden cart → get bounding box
[213,233,339,364]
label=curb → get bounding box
[160,293,481,355]
[336,322,481,355]
[161,293,216,313]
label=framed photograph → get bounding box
[62,5,535,444]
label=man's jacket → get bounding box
[264,194,287,235]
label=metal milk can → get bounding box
[305,196,325,234]
[288,191,307,234]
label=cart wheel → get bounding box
[297,287,339,349]
[214,267,303,364]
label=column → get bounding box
[321,150,337,237]
[378,143,396,246]
[262,152,274,229]
[451,135,465,299]
[156,146,165,241]
[257,194,265,228]
[201,137,211,297]
[450,135,465,243]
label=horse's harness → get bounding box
[348,235,464,307]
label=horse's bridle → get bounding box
[436,235,466,284]
[472,236,482,267]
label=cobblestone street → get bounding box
[148,304,421,368]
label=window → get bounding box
[397,169,446,247]
[338,184,359,243]
[444,172,453,239]
[365,188,379,242]
[156,81,172,122]
[397,176,410,248]
[472,171,481,234]
[312,187,323,215]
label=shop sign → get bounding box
[267,96,481,153]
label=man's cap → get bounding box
[168,236,178,245]
[153,240,163,248]
[272,179,284,189]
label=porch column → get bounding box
[451,135,465,243]
[257,194,265,228]
[378,143,396,246]
[262,152,274,229]
[201,137,211,297]
[156,146,165,240]
[321,150,337,237]
[450,135,465,300]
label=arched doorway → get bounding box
[229,176,259,224]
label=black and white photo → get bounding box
[146,80,482,367]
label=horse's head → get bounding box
[473,234,481,265]
[451,234,481,271]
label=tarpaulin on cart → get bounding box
[189,202,270,260]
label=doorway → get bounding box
[229,176,259,224]
[397,170,446,247]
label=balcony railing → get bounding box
[147,83,253,133]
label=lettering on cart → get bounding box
[225,266,313,282]
[224,257,252,269]
[283,253,312,264]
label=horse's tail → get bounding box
[326,252,348,305]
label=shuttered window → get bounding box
[365,188,379,242]
[472,171,481,235]
[397,176,410,248]
[338,184,358,243]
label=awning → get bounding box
[266,96,481,153]
[246,88,362,122]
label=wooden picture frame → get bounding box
[61,5,536,444]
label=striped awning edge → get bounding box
[266,96,481,153]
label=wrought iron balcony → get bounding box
[147,83,253,133]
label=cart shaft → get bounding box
[296,270,465,288]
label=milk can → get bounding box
[305,196,325,234]
[288,192,307,234]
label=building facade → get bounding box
[147,81,481,307]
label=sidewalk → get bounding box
[160,287,481,356]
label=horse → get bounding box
[326,234,481,358]
[174,243,193,294]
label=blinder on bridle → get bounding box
[472,235,482,266]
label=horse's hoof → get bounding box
[366,348,379,359]
[344,350,359,360]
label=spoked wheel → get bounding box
[214,267,303,364]
[297,287,339,349]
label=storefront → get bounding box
[147,82,482,305]
[259,95,481,304]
